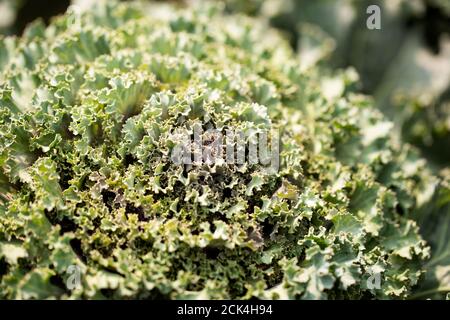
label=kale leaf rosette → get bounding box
[0,0,443,299]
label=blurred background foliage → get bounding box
[0,0,449,299]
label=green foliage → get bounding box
[253,0,450,167]
[0,0,447,299]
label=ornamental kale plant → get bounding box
[0,0,448,299]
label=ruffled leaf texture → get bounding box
[0,0,444,299]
